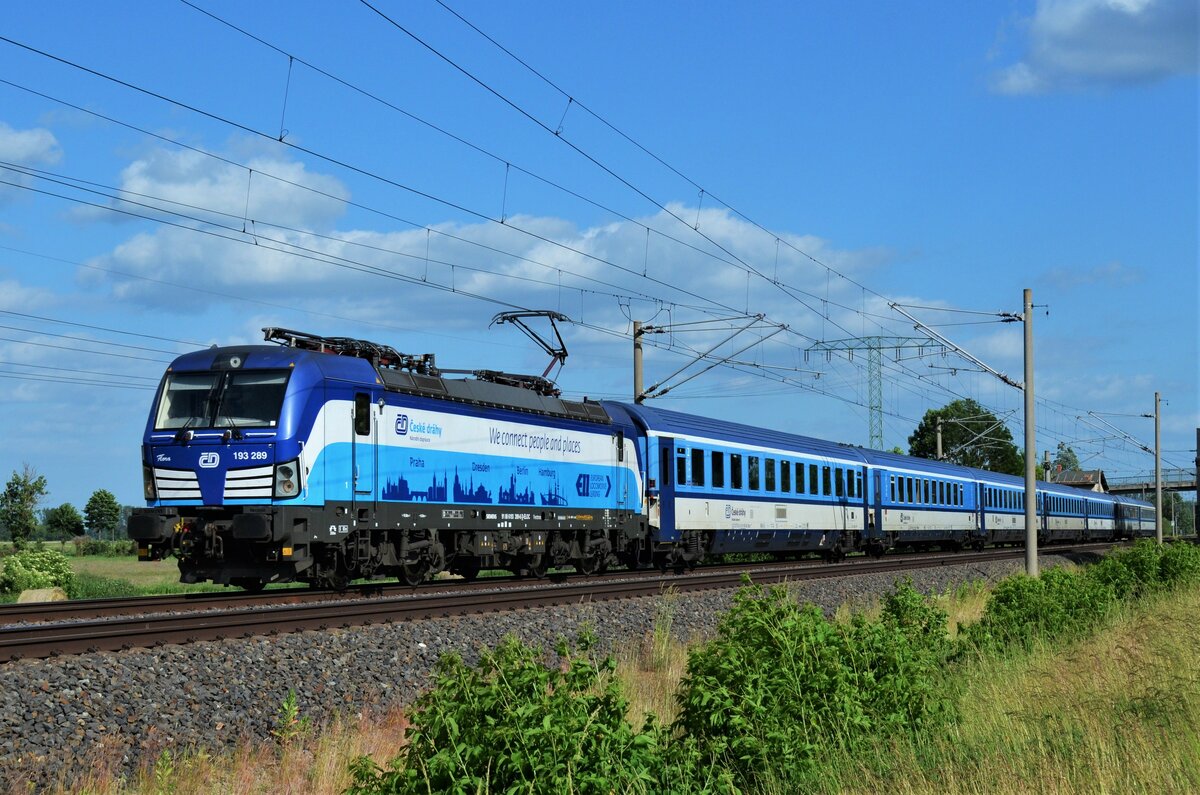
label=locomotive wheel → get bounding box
[457,559,481,582]
[525,554,547,579]
[400,563,428,586]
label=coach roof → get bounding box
[612,402,870,463]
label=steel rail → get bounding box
[0,543,1119,662]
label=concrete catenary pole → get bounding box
[1155,391,1162,544]
[1023,288,1038,577]
[633,320,644,405]
[936,418,943,460]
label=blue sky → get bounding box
[0,0,1196,510]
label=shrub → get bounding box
[347,632,714,794]
[673,579,954,790]
[71,537,136,557]
[1158,541,1200,587]
[0,549,75,594]
[963,566,1118,652]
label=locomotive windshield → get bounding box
[155,370,290,430]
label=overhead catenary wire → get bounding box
[0,28,1168,475]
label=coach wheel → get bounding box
[232,577,266,593]
[824,543,845,564]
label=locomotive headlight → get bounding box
[143,464,157,500]
[274,459,301,499]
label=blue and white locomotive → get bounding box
[129,328,1155,589]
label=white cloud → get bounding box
[992,0,1199,94]
[1040,260,1143,289]
[0,122,63,206]
[0,122,61,165]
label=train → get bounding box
[128,328,1156,589]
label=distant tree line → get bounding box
[0,465,131,549]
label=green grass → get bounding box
[809,582,1200,794]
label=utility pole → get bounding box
[1023,288,1038,577]
[633,320,644,404]
[936,418,943,460]
[1155,391,1162,544]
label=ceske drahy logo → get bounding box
[198,452,220,469]
[395,414,409,435]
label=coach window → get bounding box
[749,457,760,490]
[921,480,929,504]
[856,472,863,498]
[822,466,832,497]
[847,471,856,499]
[676,448,688,486]
[354,393,371,436]
[955,484,962,506]
[712,451,725,488]
[809,464,818,495]
[906,477,915,504]
[692,448,706,487]
[731,454,743,490]
[765,458,776,491]
[781,460,791,492]
[890,476,896,502]
[938,481,946,505]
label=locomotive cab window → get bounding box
[155,370,290,430]
[354,393,371,436]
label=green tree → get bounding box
[1051,442,1081,476]
[84,489,121,540]
[1,465,49,550]
[908,398,1022,475]
[42,503,85,539]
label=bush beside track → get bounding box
[349,540,1200,794]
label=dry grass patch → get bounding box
[47,706,410,795]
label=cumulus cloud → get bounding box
[80,147,893,343]
[0,122,61,165]
[0,122,63,206]
[992,0,1198,94]
[1040,260,1143,289]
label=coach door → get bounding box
[351,392,376,501]
[871,469,883,541]
[656,437,677,539]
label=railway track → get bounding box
[0,542,1118,662]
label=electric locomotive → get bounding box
[129,328,646,589]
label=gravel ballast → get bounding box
[0,553,1082,791]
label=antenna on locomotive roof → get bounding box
[490,310,570,380]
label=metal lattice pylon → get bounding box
[807,336,938,450]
